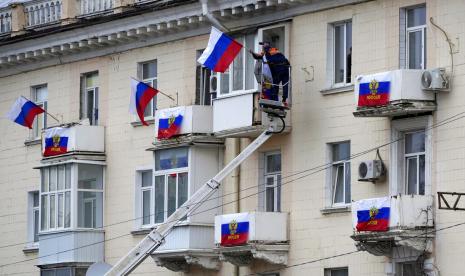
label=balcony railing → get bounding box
[24,0,62,27]
[80,0,114,16]
[0,8,12,34]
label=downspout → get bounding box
[232,138,241,276]
[200,0,230,32]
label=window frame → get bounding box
[39,162,105,233]
[31,84,48,140]
[215,23,290,98]
[330,20,352,87]
[405,5,426,70]
[138,60,158,119]
[404,130,426,195]
[324,267,349,276]
[390,116,432,196]
[27,191,40,248]
[196,49,214,106]
[263,151,282,212]
[80,72,99,126]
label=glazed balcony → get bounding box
[351,195,434,259]
[353,70,436,117]
[214,212,289,266]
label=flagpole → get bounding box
[131,77,176,103]
[21,96,61,124]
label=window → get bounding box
[40,163,104,231]
[143,147,189,224]
[330,142,351,206]
[332,21,352,85]
[325,268,348,276]
[80,72,99,125]
[404,5,426,69]
[27,191,40,246]
[397,262,422,276]
[139,170,153,226]
[404,130,426,195]
[196,50,214,105]
[31,85,47,139]
[263,151,281,212]
[40,165,72,231]
[216,24,288,96]
[138,60,157,118]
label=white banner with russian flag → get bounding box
[220,212,250,246]
[353,197,390,232]
[156,106,185,140]
[42,127,71,157]
[197,27,243,73]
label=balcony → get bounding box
[38,231,104,266]
[41,124,105,161]
[214,212,289,266]
[79,0,113,17]
[24,0,62,28]
[152,105,222,149]
[351,195,434,259]
[0,8,11,35]
[353,70,436,117]
[150,225,219,272]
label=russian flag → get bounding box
[357,72,391,107]
[6,97,45,129]
[197,27,243,73]
[129,79,159,126]
[220,213,250,246]
[43,127,70,157]
[354,197,390,232]
[157,107,184,140]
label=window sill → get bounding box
[131,222,212,236]
[23,244,39,254]
[320,84,354,95]
[24,138,41,146]
[320,205,351,215]
[131,118,155,127]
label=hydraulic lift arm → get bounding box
[104,121,280,276]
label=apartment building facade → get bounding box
[0,0,464,275]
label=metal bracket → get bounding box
[438,192,465,211]
[148,230,165,244]
[206,179,220,190]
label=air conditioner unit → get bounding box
[210,73,218,94]
[358,160,384,182]
[421,68,449,91]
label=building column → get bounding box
[10,3,26,37]
[61,0,79,25]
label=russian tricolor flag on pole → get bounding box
[6,97,45,129]
[354,197,390,232]
[197,27,243,73]
[129,79,159,126]
[220,213,250,246]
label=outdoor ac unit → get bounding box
[210,73,218,94]
[358,160,384,182]
[421,68,449,91]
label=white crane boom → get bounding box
[104,120,281,276]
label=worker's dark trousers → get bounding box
[272,70,290,102]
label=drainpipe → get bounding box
[200,0,230,32]
[232,138,241,276]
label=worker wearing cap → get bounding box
[250,42,290,105]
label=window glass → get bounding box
[263,152,281,212]
[85,72,98,88]
[78,164,103,189]
[49,194,56,229]
[42,167,49,192]
[50,166,57,191]
[41,195,48,230]
[331,142,351,205]
[141,171,152,187]
[33,192,40,207]
[232,37,244,91]
[155,147,188,171]
[333,165,344,203]
[65,191,71,228]
[58,165,65,190]
[408,31,423,69]
[334,24,344,84]
[266,153,281,173]
[407,6,426,27]
[265,177,275,212]
[34,209,39,242]
[329,268,348,276]
[167,174,177,217]
[154,175,165,223]
[178,172,188,207]
[65,164,71,189]
[405,131,425,153]
[58,193,64,228]
[142,190,151,225]
[142,61,157,79]
[332,142,350,161]
[32,85,47,138]
[245,33,256,90]
[78,191,103,228]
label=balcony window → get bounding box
[262,151,281,212]
[154,147,188,223]
[329,142,351,206]
[80,72,99,125]
[406,6,426,69]
[196,50,214,105]
[138,60,158,118]
[31,85,47,139]
[216,24,289,96]
[40,267,88,276]
[40,163,104,232]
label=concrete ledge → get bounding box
[320,84,354,95]
[320,205,351,214]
